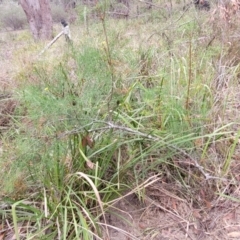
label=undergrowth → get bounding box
[1,1,240,239]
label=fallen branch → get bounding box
[103,122,228,180]
[38,31,64,56]
[38,20,72,57]
[57,120,228,181]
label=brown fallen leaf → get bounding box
[86,135,95,148]
[139,222,147,229]
[192,209,202,219]
[82,134,95,148]
[204,200,212,209]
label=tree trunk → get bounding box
[19,0,53,40]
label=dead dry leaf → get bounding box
[139,222,147,229]
[204,200,212,209]
[192,209,202,219]
[86,135,94,148]
[82,134,95,148]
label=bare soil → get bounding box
[105,181,240,240]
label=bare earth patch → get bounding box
[104,181,240,240]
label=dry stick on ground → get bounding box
[143,195,194,239]
[38,31,64,56]
[38,24,72,57]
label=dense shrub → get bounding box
[0,2,27,30]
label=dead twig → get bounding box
[94,121,229,181]
[57,120,228,181]
[38,31,64,56]
[38,21,72,57]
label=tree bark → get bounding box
[19,0,53,40]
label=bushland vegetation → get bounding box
[1,0,240,239]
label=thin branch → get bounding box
[38,31,64,56]
[38,24,72,57]
[90,121,227,181]
[57,120,227,181]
